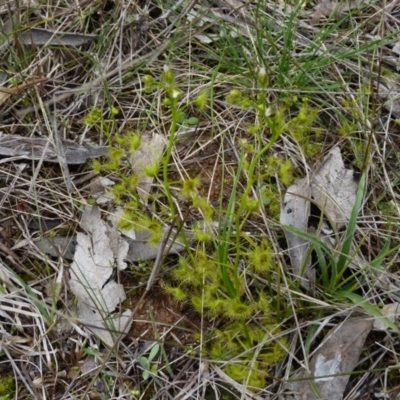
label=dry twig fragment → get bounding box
[2,19,98,47]
[0,134,108,165]
[0,77,47,105]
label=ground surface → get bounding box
[1,0,400,399]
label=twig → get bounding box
[52,115,72,193]
[16,38,173,117]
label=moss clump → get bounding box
[0,375,14,398]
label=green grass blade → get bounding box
[338,291,399,333]
[1,262,52,325]
[282,225,336,267]
[335,173,366,278]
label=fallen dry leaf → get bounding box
[311,147,358,230]
[282,318,373,399]
[280,177,313,288]
[108,207,186,261]
[26,210,187,262]
[392,42,400,55]
[130,133,165,203]
[90,177,116,205]
[126,227,186,262]
[311,0,366,24]
[69,205,131,346]
[36,236,77,260]
[108,207,138,241]
[281,147,358,287]
[372,75,400,118]
[373,303,400,331]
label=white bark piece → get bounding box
[106,226,129,271]
[30,208,187,262]
[130,133,165,203]
[372,77,400,118]
[69,205,131,346]
[373,303,400,331]
[107,207,186,261]
[282,318,372,400]
[14,235,77,259]
[392,42,400,55]
[312,147,358,230]
[280,147,358,287]
[308,221,336,248]
[91,177,116,205]
[126,226,186,262]
[108,206,137,241]
[280,177,313,288]
[0,134,108,164]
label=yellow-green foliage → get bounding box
[181,177,201,198]
[195,89,209,112]
[84,106,119,142]
[83,106,103,125]
[118,211,162,245]
[286,99,321,157]
[0,375,13,398]
[257,67,269,87]
[86,69,214,235]
[225,89,253,108]
[338,119,357,137]
[191,196,214,221]
[287,99,317,139]
[168,245,287,389]
[264,155,295,188]
[247,239,274,273]
[235,93,321,159]
[181,177,214,221]
[89,130,146,201]
[243,197,261,213]
[211,320,287,388]
[86,69,294,390]
[194,228,213,243]
[260,185,281,217]
[279,159,294,186]
[163,285,187,302]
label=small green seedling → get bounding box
[138,343,160,380]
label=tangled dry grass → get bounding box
[1,0,400,399]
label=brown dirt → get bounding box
[128,286,206,347]
[169,130,245,223]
